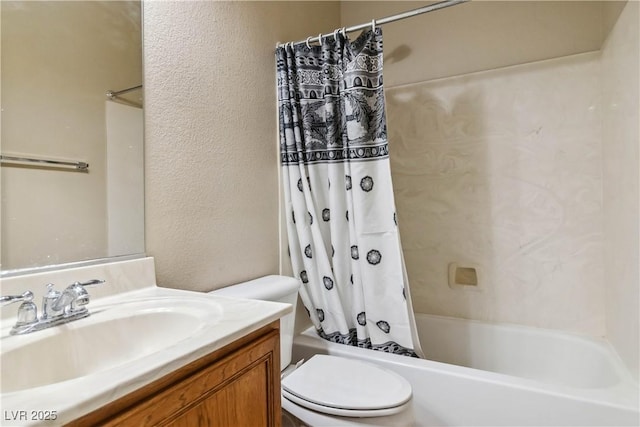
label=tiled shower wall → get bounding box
[386,52,605,336]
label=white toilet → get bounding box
[211,275,413,419]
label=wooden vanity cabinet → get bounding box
[68,322,281,427]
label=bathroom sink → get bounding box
[0,258,292,426]
[0,297,222,393]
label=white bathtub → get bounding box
[284,314,639,426]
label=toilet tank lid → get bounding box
[211,275,301,301]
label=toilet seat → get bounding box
[281,355,412,417]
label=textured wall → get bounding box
[1,1,141,271]
[386,52,605,336]
[143,1,340,291]
[341,1,606,86]
[601,1,639,379]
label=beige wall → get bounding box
[341,1,606,86]
[603,1,627,38]
[1,1,142,271]
[143,1,340,291]
[601,1,639,380]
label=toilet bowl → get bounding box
[282,354,412,417]
[211,275,413,418]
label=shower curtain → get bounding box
[276,28,422,357]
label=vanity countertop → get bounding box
[0,257,291,426]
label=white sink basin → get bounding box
[1,296,222,393]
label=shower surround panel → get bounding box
[385,52,604,336]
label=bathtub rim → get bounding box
[414,312,638,388]
[293,322,639,412]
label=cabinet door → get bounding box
[171,361,270,426]
[99,328,281,427]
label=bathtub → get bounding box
[283,314,639,426]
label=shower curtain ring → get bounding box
[334,28,340,42]
[371,19,376,31]
[318,33,322,44]
[341,27,347,38]
[306,36,312,49]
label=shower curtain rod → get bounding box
[106,84,142,100]
[280,0,469,48]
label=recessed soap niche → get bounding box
[448,262,482,291]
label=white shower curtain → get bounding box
[276,28,422,357]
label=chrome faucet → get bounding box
[1,279,105,335]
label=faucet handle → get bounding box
[0,291,34,307]
[1,291,37,327]
[16,300,38,326]
[68,279,104,309]
[75,279,105,287]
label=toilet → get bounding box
[211,275,413,419]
